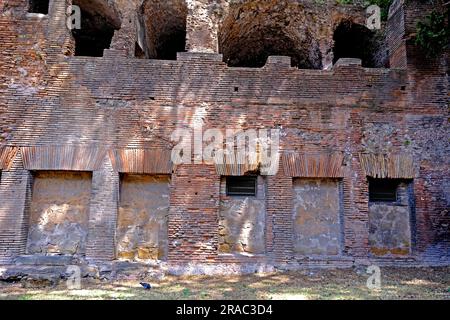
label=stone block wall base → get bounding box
[1,257,448,283]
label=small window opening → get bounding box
[368,178,400,202]
[28,0,49,14]
[226,176,257,197]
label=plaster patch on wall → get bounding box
[116,174,170,261]
[218,176,266,254]
[27,171,92,255]
[369,182,412,256]
[293,179,341,256]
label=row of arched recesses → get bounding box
[29,0,384,67]
[135,1,384,68]
[218,1,382,69]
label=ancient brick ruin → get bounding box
[0,0,448,279]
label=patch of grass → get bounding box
[1,267,449,300]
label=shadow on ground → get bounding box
[0,267,449,300]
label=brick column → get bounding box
[343,111,370,258]
[168,164,220,263]
[85,156,119,262]
[266,162,294,264]
[46,0,74,57]
[110,3,138,57]
[0,152,32,264]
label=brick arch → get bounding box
[332,20,384,68]
[218,1,322,69]
[138,0,188,60]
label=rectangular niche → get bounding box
[368,178,413,256]
[27,171,92,255]
[116,174,170,261]
[218,176,266,255]
[293,178,342,256]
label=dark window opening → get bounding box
[368,178,401,202]
[28,0,49,14]
[139,0,187,60]
[226,176,257,197]
[333,21,380,68]
[72,0,121,57]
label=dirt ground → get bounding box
[0,267,449,300]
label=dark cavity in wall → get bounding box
[333,21,380,68]
[139,0,187,60]
[72,0,121,57]
[135,42,146,59]
[219,2,322,69]
[28,0,49,14]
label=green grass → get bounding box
[0,267,449,300]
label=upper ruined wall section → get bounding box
[0,1,377,64]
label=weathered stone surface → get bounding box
[293,179,341,256]
[116,175,170,261]
[369,183,412,256]
[15,255,74,266]
[218,177,266,255]
[26,172,91,255]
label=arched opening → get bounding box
[139,0,187,60]
[219,2,322,69]
[333,21,380,68]
[71,0,121,57]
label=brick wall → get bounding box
[0,0,448,270]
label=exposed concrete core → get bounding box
[72,0,121,57]
[27,171,92,255]
[293,179,341,256]
[333,20,379,68]
[116,174,170,261]
[219,1,322,68]
[218,176,266,254]
[369,181,413,256]
[140,0,187,60]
